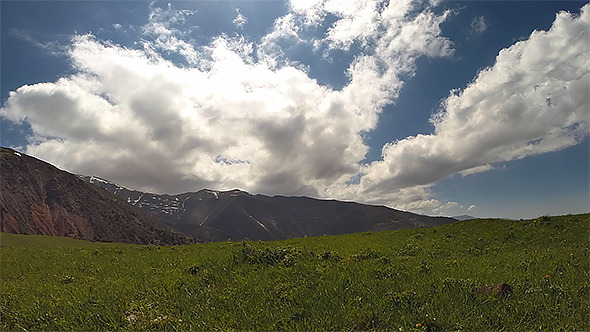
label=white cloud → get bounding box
[140,3,202,67]
[2,32,364,196]
[323,0,382,51]
[10,29,67,57]
[1,2,588,217]
[233,9,248,29]
[470,16,488,35]
[341,4,589,213]
[459,164,493,176]
[1,0,451,200]
[258,13,303,67]
[468,205,478,212]
[288,0,327,25]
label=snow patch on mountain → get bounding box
[206,190,219,199]
[245,210,270,233]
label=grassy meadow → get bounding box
[1,214,588,331]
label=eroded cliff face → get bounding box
[0,148,193,245]
[1,154,94,238]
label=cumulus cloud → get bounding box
[340,4,589,213]
[1,2,588,216]
[1,0,451,196]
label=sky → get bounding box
[1,0,588,219]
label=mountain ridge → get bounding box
[453,215,478,221]
[80,175,457,242]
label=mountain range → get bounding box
[78,179,456,242]
[1,147,457,244]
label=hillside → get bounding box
[0,148,193,245]
[1,214,588,331]
[80,176,456,242]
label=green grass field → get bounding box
[1,214,588,331]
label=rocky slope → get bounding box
[0,148,193,245]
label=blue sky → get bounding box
[1,0,588,219]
